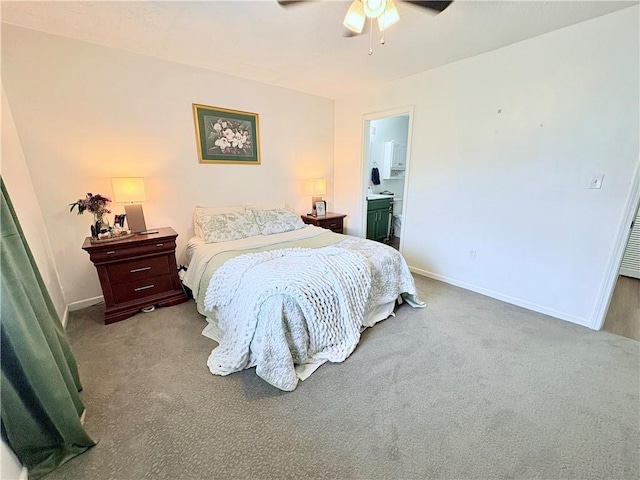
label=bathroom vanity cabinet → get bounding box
[366,197,392,242]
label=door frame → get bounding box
[592,158,640,329]
[360,106,414,251]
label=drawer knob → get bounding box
[329,223,337,227]
[130,266,152,273]
[107,251,116,255]
[134,284,155,292]
[156,243,164,247]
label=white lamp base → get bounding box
[124,204,147,233]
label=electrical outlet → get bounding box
[468,249,476,260]
[589,174,604,189]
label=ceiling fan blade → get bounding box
[276,0,310,7]
[343,18,371,38]
[402,1,453,13]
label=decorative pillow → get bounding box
[252,208,304,235]
[247,203,285,212]
[193,205,245,239]
[196,209,261,243]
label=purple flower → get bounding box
[69,192,111,216]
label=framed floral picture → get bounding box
[192,104,261,164]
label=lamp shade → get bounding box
[111,177,146,203]
[343,0,366,33]
[304,178,327,196]
[377,0,399,29]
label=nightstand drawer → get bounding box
[107,255,170,285]
[300,212,346,234]
[320,219,343,233]
[111,274,174,304]
[89,240,176,264]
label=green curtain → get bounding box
[1,178,96,479]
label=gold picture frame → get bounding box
[193,104,261,164]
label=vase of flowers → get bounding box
[69,193,112,238]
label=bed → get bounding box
[182,205,424,391]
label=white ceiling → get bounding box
[1,0,637,99]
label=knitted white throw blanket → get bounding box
[203,246,371,391]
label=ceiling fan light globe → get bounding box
[363,0,387,19]
[377,0,399,30]
[343,0,366,33]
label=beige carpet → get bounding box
[49,275,639,479]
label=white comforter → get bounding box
[182,225,324,297]
[185,226,424,391]
[204,246,371,391]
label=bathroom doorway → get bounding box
[361,107,413,251]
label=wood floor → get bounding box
[386,235,400,250]
[603,275,640,341]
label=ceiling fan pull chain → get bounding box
[368,17,373,55]
[379,2,386,46]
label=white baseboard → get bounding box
[67,295,104,312]
[19,466,28,480]
[61,305,69,328]
[409,266,592,329]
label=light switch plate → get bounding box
[589,174,604,189]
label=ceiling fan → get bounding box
[277,0,453,54]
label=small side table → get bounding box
[300,212,346,234]
[82,227,188,324]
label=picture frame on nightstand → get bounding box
[315,201,326,216]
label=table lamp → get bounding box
[111,177,148,233]
[305,178,326,216]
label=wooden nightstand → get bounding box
[300,212,347,234]
[82,227,188,324]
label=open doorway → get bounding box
[361,107,413,251]
[602,201,640,340]
[594,162,640,332]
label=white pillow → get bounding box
[251,207,304,235]
[195,208,261,243]
[193,205,245,239]
[247,203,285,212]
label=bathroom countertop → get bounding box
[367,194,402,201]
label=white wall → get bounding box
[335,7,640,327]
[2,25,335,305]
[1,86,67,320]
[0,440,25,480]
